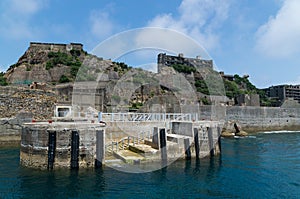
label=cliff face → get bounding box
[5,42,86,84]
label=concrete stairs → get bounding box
[110,133,194,164]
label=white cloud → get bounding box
[92,28,211,62]
[9,0,46,15]
[0,0,47,39]
[147,0,230,50]
[255,0,300,58]
[90,11,114,39]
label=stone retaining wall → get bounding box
[0,86,56,120]
[225,106,300,132]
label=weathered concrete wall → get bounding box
[225,106,300,132]
[105,121,168,139]
[19,120,222,169]
[0,118,22,146]
[20,123,104,169]
[198,105,300,132]
[0,113,32,145]
[172,122,193,136]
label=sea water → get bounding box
[1,132,300,198]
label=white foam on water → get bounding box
[234,135,257,139]
[259,130,300,134]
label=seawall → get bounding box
[224,106,300,133]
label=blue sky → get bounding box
[0,0,299,88]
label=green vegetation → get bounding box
[129,102,143,111]
[224,79,241,99]
[46,51,82,79]
[258,89,279,107]
[233,74,257,91]
[112,62,132,76]
[194,72,276,106]
[194,73,261,98]
[0,72,8,86]
[70,49,81,57]
[194,68,224,96]
[171,64,196,74]
[45,51,83,82]
[59,75,70,83]
[195,79,209,95]
[199,97,211,105]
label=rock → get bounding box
[0,118,9,125]
[235,130,248,136]
[221,131,234,137]
[222,120,249,137]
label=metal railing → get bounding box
[54,110,200,124]
[101,112,199,122]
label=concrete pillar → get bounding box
[208,127,214,157]
[70,130,79,169]
[47,130,56,170]
[184,138,191,160]
[159,128,167,162]
[152,127,159,149]
[217,126,222,153]
[98,112,102,122]
[95,130,105,168]
[194,128,200,159]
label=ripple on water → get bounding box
[1,132,300,198]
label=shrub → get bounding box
[70,49,81,57]
[171,64,196,74]
[46,61,54,70]
[0,72,8,86]
[59,75,70,83]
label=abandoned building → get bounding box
[157,53,213,73]
[264,85,300,105]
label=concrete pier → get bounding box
[20,119,222,169]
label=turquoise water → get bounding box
[1,132,300,198]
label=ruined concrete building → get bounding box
[157,53,213,73]
[264,85,300,104]
[29,42,83,52]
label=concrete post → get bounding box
[184,138,191,160]
[194,128,200,159]
[152,127,159,149]
[208,127,214,157]
[95,130,105,168]
[47,130,56,170]
[159,128,167,162]
[98,112,102,122]
[217,126,222,153]
[70,130,80,169]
